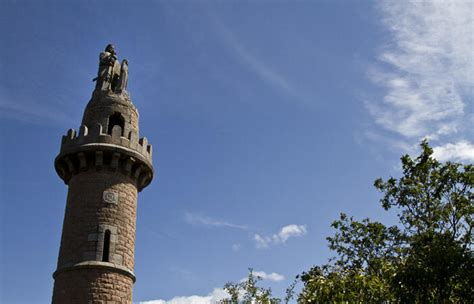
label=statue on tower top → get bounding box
[93,44,129,93]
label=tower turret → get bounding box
[52,45,154,303]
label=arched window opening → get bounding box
[107,112,125,136]
[102,230,111,262]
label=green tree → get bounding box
[220,268,282,304]
[221,141,473,303]
[298,215,400,303]
[299,141,473,303]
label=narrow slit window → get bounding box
[102,230,111,262]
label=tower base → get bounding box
[52,262,135,303]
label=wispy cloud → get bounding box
[254,224,307,249]
[184,212,247,230]
[139,270,284,304]
[433,141,474,162]
[211,15,307,103]
[231,243,241,251]
[139,288,228,304]
[0,86,74,126]
[367,1,473,161]
[240,271,285,283]
[222,28,293,93]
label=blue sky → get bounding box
[0,1,473,303]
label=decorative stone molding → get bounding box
[55,133,153,191]
[103,190,119,204]
[53,261,136,283]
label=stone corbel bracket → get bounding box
[55,124,154,192]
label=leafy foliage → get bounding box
[220,268,282,304]
[222,141,473,303]
[374,141,473,244]
[299,141,473,303]
[393,231,473,303]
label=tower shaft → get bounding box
[52,46,153,303]
[53,171,137,303]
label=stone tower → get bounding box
[52,45,154,303]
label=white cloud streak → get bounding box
[184,212,247,230]
[231,243,241,251]
[254,224,307,249]
[0,87,74,126]
[367,0,474,161]
[211,15,307,103]
[240,271,285,283]
[139,288,228,304]
[224,31,293,93]
[433,141,474,162]
[139,270,284,304]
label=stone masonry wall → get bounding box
[82,93,139,138]
[57,170,138,270]
[53,89,153,303]
[52,269,133,303]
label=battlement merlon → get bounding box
[54,124,154,192]
[59,124,152,160]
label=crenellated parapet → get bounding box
[55,122,153,191]
[60,123,152,160]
